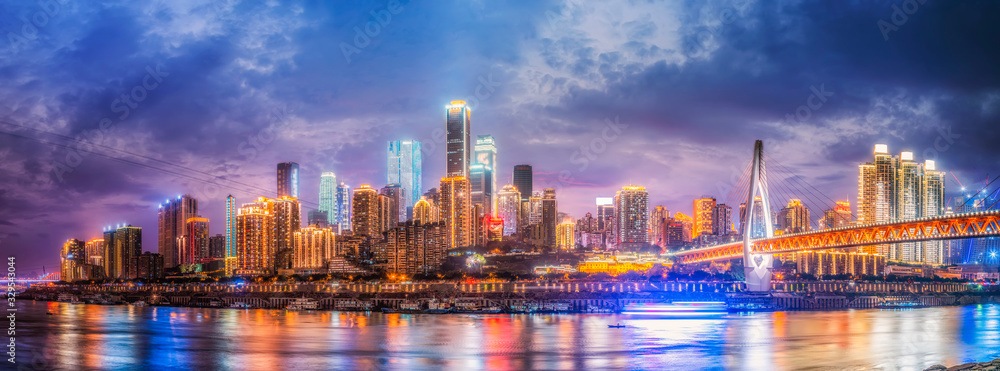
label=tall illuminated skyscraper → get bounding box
[692,197,716,239]
[615,185,649,248]
[556,219,575,249]
[922,160,946,264]
[335,182,352,232]
[388,140,422,211]
[513,165,532,203]
[439,176,472,249]
[541,188,557,247]
[225,195,237,275]
[277,162,300,198]
[292,226,335,269]
[319,172,337,224]
[471,135,497,216]
[445,101,471,178]
[469,164,493,217]
[496,184,520,236]
[158,195,197,269]
[352,185,381,237]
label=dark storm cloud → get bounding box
[1,0,999,273]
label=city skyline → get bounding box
[2,1,999,275]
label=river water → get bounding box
[8,300,1000,370]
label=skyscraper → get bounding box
[335,182,352,232]
[225,195,237,275]
[102,228,117,279]
[413,197,439,224]
[115,225,142,279]
[496,184,520,236]
[235,199,274,276]
[556,219,575,249]
[820,201,852,229]
[472,135,497,216]
[352,185,381,237]
[858,145,946,263]
[446,101,472,178]
[649,206,669,246]
[692,197,716,239]
[541,188,557,247]
[60,239,85,282]
[614,185,649,248]
[158,195,197,269]
[513,165,532,203]
[272,197,301,271]
[184,217,209,265]
[380,184,407,224]
[388,140,422,211]
[319,172,337,224]
[469,163,493,217]
[711,204,733,236]
[439,176,472,249]
[84,238,105,267]
[776,199,810,234]
[277,162,300,198]
[293,226,335,269]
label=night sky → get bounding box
[1,0,999,275]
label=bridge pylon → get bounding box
[743,140,774,292]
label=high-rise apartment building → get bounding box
[711,204,733,236]
[293,226,336,269]
[556,219,575,249]
[820,201,852,229]
[235,199,275,276]
[352,185,381,238]
[319,172,337,225]
[380,184,407,224]
[857,145,946,263]
[158,195,197,269]
[692,197,716,239]
[184,217,210,264]
[439,176,472,249]
[272,197,301,271]
[777,199,810,234]
[388,140,422,211]
[102,228,117,279]
[60,239,85,282]
[84,238,105,267]
[649,206,669,246]
[446,101,472,178]
[413,197,439,224]
[382,221,447,275]
[614,185,649,248]
[496,184,520,236]
[115,225,142,279]
[277,162,300,198]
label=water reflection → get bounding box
[13,300,1000,370]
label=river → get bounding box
[9,300,1000,370]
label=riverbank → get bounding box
[926,359,1000,370]
[21,285,1000,313]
